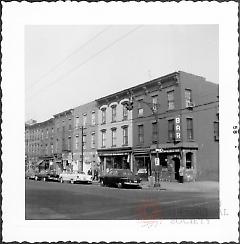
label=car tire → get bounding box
[117,182,123,189]
[35,176,38,181]
[70,179,74,184]
[60,178,64,183]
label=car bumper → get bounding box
[123,182,140,186]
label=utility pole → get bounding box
[81,125,84,172]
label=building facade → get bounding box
[53,109,74,171]
[72,101,98,173]
[96,90,133,173]
[130,71,219,181]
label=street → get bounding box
[25,180,219,220]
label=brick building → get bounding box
[96,90,133,173]
[72,101,98,173]
[53,109,74,170]
[130,71,219,181]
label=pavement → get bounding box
[92,180,219,192]
[139,180,219,192]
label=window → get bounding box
[167,90,175,110]
[123,104,128,120]
[111,105,117,122]
[69,124,72,131]
[122,126,128,146]
[152,122,158,143]
[75,135,79,150]
[152,96,158,111]
[75,116,79,128]
[111,128,117,147]
[46,129,49,138]
[101,108,106,124]
[83,114,87,128]
[214,121,219,141]
[56,139,58,152]
[185,89,192,107]
[168,119,175,141]
[91,112,96,125]
[83,135,86,149]
[186,118,194,140]
[51,144,54,154]
[138,125,144,144]
[68,137,71,150]
[101,130,106,147]
[137,100,143,117]
[186,152,192,169]
[91,133,95,148]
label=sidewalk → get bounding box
[140,180,219,192]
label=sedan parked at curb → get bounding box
[59,171,92,184]
[34,170,49,181]
[99,169,142,189]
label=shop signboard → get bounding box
[155,158,160,166]
[175,116,181,141]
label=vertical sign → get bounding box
[175,116,181,141]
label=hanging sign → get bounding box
[175,116,181,141]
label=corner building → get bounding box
[131,71,219,181]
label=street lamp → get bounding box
[126,91,161,187]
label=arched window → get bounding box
[186,152,192,169]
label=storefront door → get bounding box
[173,157,180,181]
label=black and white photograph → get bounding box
[1,2,239,243]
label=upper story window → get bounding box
[186,118,194,140]
[101,130,106,148]
[46,129,49,138]
[152,95,158,111]
[69,124,72,131]
[152,122,158,143]
[185,89,192,107]
[101,108,106,124]
[111,105,117,122]
[91,112,96,125]
[138,124,144,144]
[75,116,79,128]
[51,144,54,154]
[68,136,71,150]
[123,104,128,121]
[167,90,175,110]
[83,114,87,128]
[168,119,175,141]
[91,133,95,148]
[137,100,143,117]
[122,126,128,146]
[111,128,117,147]
[75,135,79,150]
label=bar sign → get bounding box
[175,116,181,141]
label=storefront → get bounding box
[150,144,198,182]
[133,148,151,178]
[97,147,132,174]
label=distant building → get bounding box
[53,109,74,171]
[96,90,133,173]
[72,101,98,173]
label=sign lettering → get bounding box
[175,116,181,141]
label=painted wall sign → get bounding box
[175,116,181,141]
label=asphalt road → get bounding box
[25,180,219,220]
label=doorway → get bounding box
[173,157,180,181]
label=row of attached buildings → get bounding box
[25,71,219,181]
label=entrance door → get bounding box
[173,157,180,181]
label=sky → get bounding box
[25,25,219,122]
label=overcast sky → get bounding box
[25,25,218,122]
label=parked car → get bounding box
[59,171,92,184]
[34,170,49,181]
[46,169,60,182]
[25,169,36,180]
[99,169,142,188]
